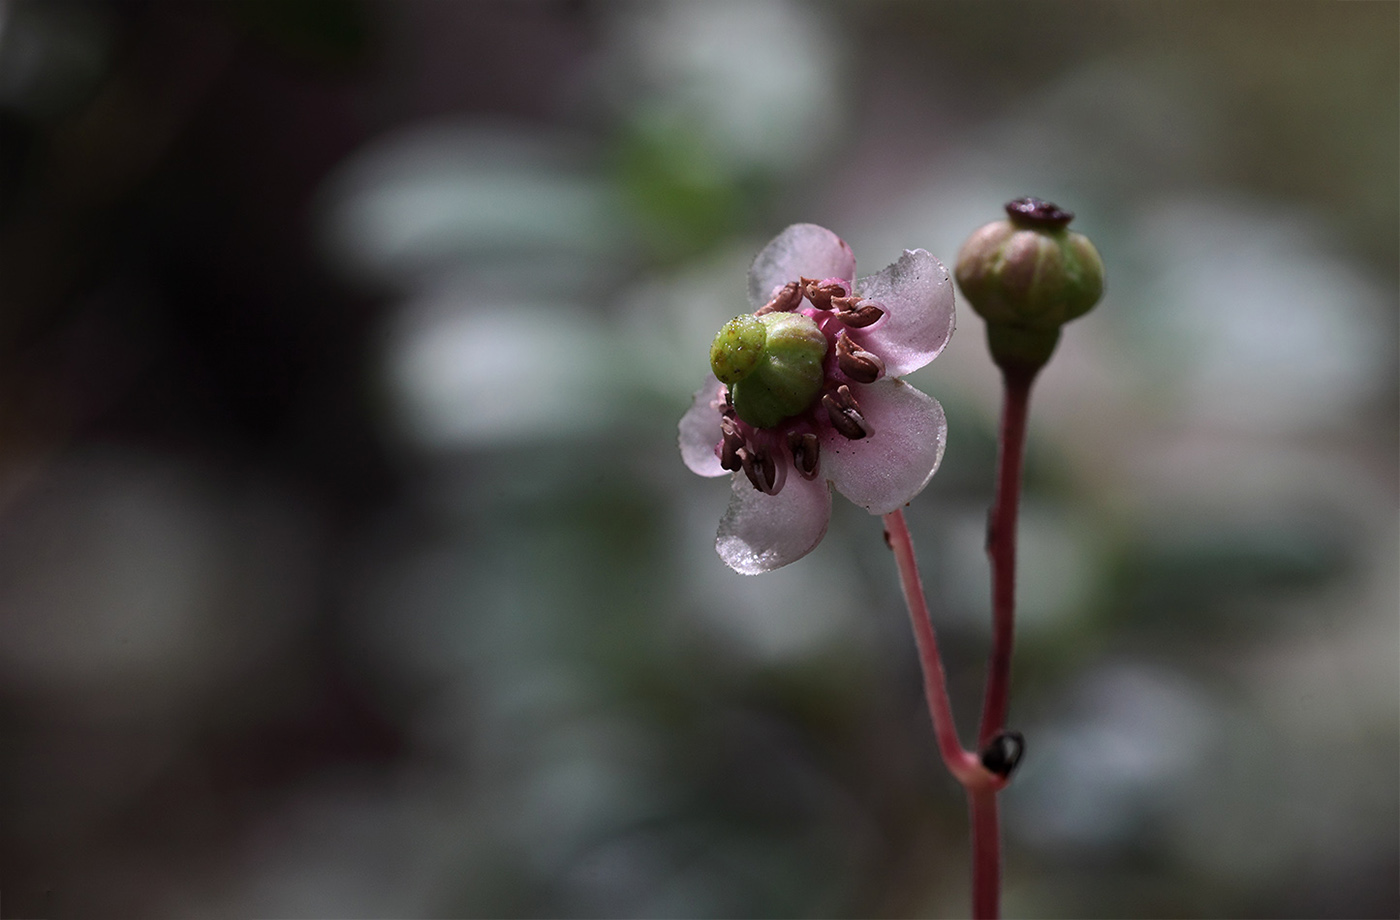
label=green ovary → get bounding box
[710,315,767,384]
[710,312,828,429]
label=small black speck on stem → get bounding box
[979,730,1025,778]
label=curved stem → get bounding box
[978,368,1035,747]
[883,362,1040,917]
[885,508,1006,919]
[882,509,981,783]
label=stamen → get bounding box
[832,297,885,328]
[756,280,802,315]
[719,417,744,472]
[801,277,847,311]
[836,332,885,384]
[738,445,782,495]
[823,384,871,440]
[787,431,820,479]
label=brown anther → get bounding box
[739,445,780,495]
[786,431,820,479]
[756,280,803,315]
[719,417,745,472]
[759,449,778,492]
[836,332,885,384]
[801,276,846,311]
[833,299,885,328]
[823,384,871,440]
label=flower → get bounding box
[679,224,955,573]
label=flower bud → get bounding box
[710,312,827,429]
[955,197,1104,374]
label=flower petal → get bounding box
[679,376,728,477]
[851,249,955,377]
[747,224,856,310]
[821,378,947,514]
[716,474,832,574]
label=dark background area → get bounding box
[0,2,1394,916]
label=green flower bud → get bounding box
[955,198,1105,375]
[710,312,828,429]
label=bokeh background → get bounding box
[0,1,1394,916]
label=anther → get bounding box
[786,431,820,479]
[823,384,871,440]
[836,333,885,384]
[739,445,782,495]
[801,276,847,311]
[719,417,744,472]
[831,297,885,328]
[756,280,802,315]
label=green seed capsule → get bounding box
[710,312,828,429]
[955,210,1104,329]
[954,197,1105,374]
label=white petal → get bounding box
[679,376,729,477]
[851,249,955,377]
[716,474,832,574]
[747,224,856,310]
[822,378,947,514]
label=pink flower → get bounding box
[680,224,955,573]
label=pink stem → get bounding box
[970,787,1001,919]
[885,508,1007,918]
[882,509,981,783]
[888,362,1037,920]
[978,368,1034,747]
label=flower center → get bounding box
[711,312,826,429]
[706,276,891,495]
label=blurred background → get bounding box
[0,1,1394,916]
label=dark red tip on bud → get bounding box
[1005,197,1074,230]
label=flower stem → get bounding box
[970,787,1001,919]
[882,509,981,784]
[885,509,1006,919]
[885,363,1036,919]
[978,367,1035,747]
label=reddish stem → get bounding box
[885,508,1006,920]
[970,787,1001,919]
[978,368,1035,747]
[886,362,1037,920]
[883,509,982,783]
